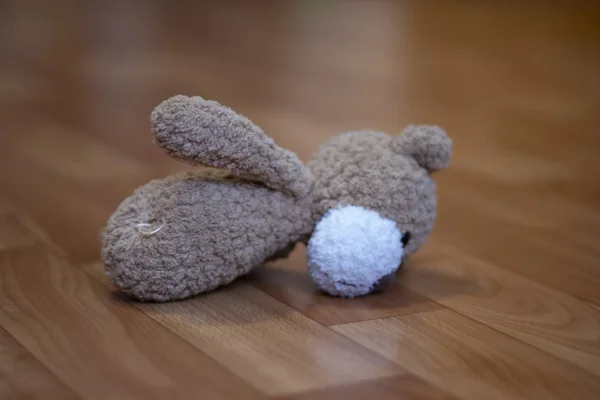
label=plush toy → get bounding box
[102,95,451,301]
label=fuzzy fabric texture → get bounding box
[102,169,313,301]
[392,125,452,172]
[308,128,451,258]
[102,94,451,301]
[102,96,315,301]
[307,205,404,297]
[305,128,451,296]
[151,95,313,198]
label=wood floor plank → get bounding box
[83,262,403,396]
[278,373,458,400]
[332,309,600,400]
[0,248,264,400]
[401,243,600,378]
[4,120,147,182]
[0,212,43,252]
[433,189,600,306]
[0,200,63,256]
[0,151,151,264]
[250,247,443,326]
[0,326,79,400]
[439,172,600,249]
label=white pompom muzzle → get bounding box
[307,205,405,297]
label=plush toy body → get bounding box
[102,96,451,301]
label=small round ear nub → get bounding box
[392,125,452,172]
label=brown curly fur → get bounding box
[308,126,451,256]
[102,95,451,301]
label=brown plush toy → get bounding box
[102,95,451,301]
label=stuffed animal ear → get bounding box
[392,125,452,172]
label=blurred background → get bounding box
[1,1,600,399]
[1,0,598,269]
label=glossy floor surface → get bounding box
[1,1,600,399]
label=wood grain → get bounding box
[0,149,150,264]
[434,185,600,306]
[401,243,600,378]
[0,248,264,400]
[4,121,147,182]
[0,212,43,252]
[0,326,79,400]
[250,246,443,326]
[278,373,457,400]
[438,172,600,259]
[332,310,600,400]
[83,262,402,396]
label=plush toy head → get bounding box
[306,127,452,297]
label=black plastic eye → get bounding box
[401,231,411,247]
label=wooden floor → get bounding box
[1,1,600,399]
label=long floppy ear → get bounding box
[151,95,312,198]
[391,125,452,172]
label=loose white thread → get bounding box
[136,221,164,236]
